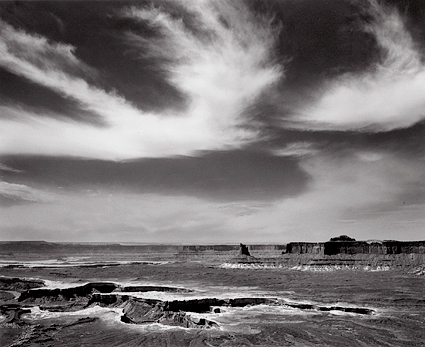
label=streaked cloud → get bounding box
[290,0,425,132]
[122,0,282,147]
[0,181,53,204]
[0,19,93,77]
[0,0,282,160]
[0,163,23,173]
[0,151,310,201]
[356,151,384,162]
[272,142,317,157]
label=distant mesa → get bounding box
[225,237,425,270]
[285,235,425,255]
[329,235,356,242]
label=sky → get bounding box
[0,0,424,243]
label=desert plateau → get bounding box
[1,240,424,346]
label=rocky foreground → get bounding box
[1,278,376,331]
[1,243,425,347]
[1,260,425,346]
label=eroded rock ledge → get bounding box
[3,280,375,330]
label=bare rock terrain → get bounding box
[1,241,425,346]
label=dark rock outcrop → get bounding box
[0,304,31,324]
[227,243,269,264]
[282,302,374,315]
[121,298,164,323]
[0,277,45,292]
[120,286,193,293]
[118,298,220,328]
[3,278,377,333]
[239,243,250,256]
[19,282,117,302]
[330,235,356,242]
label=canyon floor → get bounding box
[1,253,424,347]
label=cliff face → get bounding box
[324,241,425,256]
[285,241,425,255]
[285,242,325,254]
[383,241,425,254]
[181,245,237,252]
[177,244,285,260]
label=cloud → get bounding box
[1,150,423,242]
[0,181,53,205]
[0,19,93,77]
[272,142,317,157]
[0,163,23,173]
[220,150,425,241]
[290,0,425,132]
[0,0,283,160]
[356,151,383,162]
[0,151,310,201]
[122,0,283,143]
[0,191,245,242]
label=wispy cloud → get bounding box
[0,181,53,204]
[0,0,282,160]
[272,142,317,157]
[290,0,425,132]
[0,19,93,77]
[122,0,282,145]
[0,163,23,173]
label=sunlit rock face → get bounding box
[285,242,325,254]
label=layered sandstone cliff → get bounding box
[285,237,425,256]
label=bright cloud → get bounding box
[0,19,93,76]
[291,0,425,132]
[0,181,54,203]
[272,142,317,157]
[122,0,282,147]
[0,0,282,160]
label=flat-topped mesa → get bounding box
[285,235,425,255]
[285,242,324,254]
